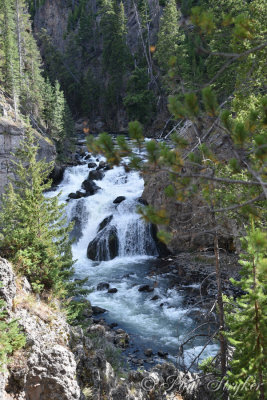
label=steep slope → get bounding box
[0,90,56,197]
[33,0,163,131]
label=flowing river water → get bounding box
[47,149,218,370]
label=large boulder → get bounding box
[49,165,65,185]
[87,226,119,261]
[87,162,97,168]
[89,169,104,181]
[81,179,100,195]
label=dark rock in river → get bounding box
[87,226,119,261]
[97,282,110,291]
[108,288,118,294]
[151,224,171,257]
[82,179,100,195]
[89,169,104,181]
[68,192,79,199]
[49,165,65,185]
[158,350,168,358]
[96,161,106,170]
[97,215,113,232]
[150,295,161,301]
[144,349,153,357]
[138,285,154,293]
[113,196,126,204]
[92,306,107,315]
[88,162,97,168]
[68,190,87,200]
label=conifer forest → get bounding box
[0,1,266,399]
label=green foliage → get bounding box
[101,0,131,115]
[0,292,26,370]
[123,68,156,124]
[155,0,181,72]
[0,127,82,298]
[42,79,74,151]
[224,228,267,399]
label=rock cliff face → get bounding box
[0,92,56,197]
[142,120,241,254]
[0,257,80,400]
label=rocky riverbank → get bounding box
[1,257,221,400]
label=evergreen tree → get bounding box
[0,294,26,369]
[0,126,75,296]
[224,228,267,400]
[0,0,48,119]
[155,0,180,72]
[50,80,65,142]
[101,0,130,113]
[0,0,20,117]
[123,67,156,124]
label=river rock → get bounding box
[150,224,171,257]
[138,284,154,293]
[96,160,106,170]
[89,169,104,181]
[87,226,119,261]
[144,349,153,357]
[49,165,65,185]
[68,191,87,200]
[113,196,126,204]
[92,306,107,315]
[82,178,100,195]
[109,323,118,329]
[158,350,168,358]
[150,295,161,301]
[97,282,110,291]
[108,288,118,293]
[88,162,97,168]
[97,215,113,232]
[68,192,79,199]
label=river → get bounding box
[47,149,218,371]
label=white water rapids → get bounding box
[47,151,218,370]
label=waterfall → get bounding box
[46,151,219,370]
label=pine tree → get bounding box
[0,126,74,296]
[101,0,130,112]
[0,0,20,117]
[224,228,267,400]
[0,295,26,369]
[50,80,65,142]
[155,0,180,72]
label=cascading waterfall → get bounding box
[47,149,218,370]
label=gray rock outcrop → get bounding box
[0,257,16,312]
[0,258,80,400]
[0,93,56,198]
